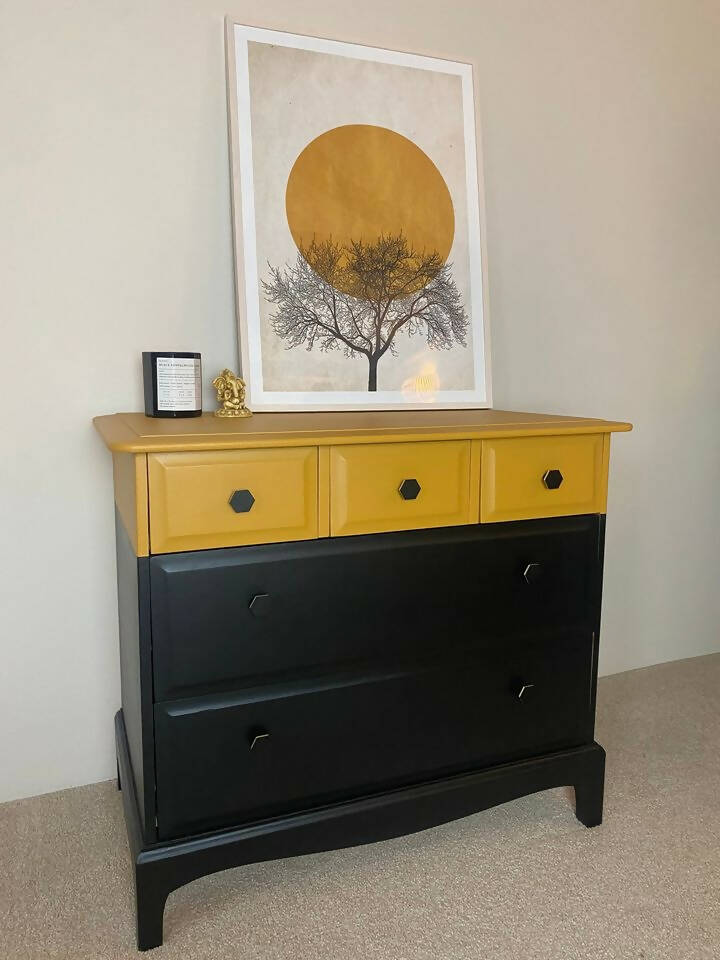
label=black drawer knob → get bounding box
[229,489,255,513]
[249,593,270,617]
[542,469,563,490]
[517,683,535,701]
[523,562,543,585]
[399,478,421,500]
[248,727,270,750]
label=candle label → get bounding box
[155,356,201,411]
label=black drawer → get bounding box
[150,517,601,701]
[154,628,594,839]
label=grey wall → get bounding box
[2,0,719,802]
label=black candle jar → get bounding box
[142,352,202,418]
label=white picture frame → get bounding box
[225,20,492,411]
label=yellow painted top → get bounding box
[93,410,632,453]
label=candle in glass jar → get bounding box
[142,352,202,418]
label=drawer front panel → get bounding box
[330,440,472,537]
[155,630,594,839]
[480,434,608,523]
[150,517,601,701]
[147,447,318,553]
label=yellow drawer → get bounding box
[330,440,473,537]
[480,434,609,523]
[148,448,318,554]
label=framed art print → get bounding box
[226,22,492,410]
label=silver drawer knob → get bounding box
[248,728,270,750]
[249,593,270,617]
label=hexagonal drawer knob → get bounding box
[398,478,421,501]
[249,593,270,617]
[248,727,270,751]
[229,489,255,513]
[523,562,543,585]
[542,469,564,490]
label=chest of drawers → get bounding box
[95,408,630,950]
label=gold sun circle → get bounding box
[285,124,454,296]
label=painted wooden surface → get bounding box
[112,452,149,557]
[147,448,318,554]
[94,409,632,454]
[330,440,473,537]
[104,410,620,947]
[98,410,631,554]
[480,433,609,523]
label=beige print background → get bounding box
[247,41,476,393]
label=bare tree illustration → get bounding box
[263,234,468,391]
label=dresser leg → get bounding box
[135,863,169,951]
[573,743,605,828]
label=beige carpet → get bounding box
[1,653,719,960]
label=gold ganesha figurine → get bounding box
[212,369,252,418]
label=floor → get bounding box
[1,654,719,960]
